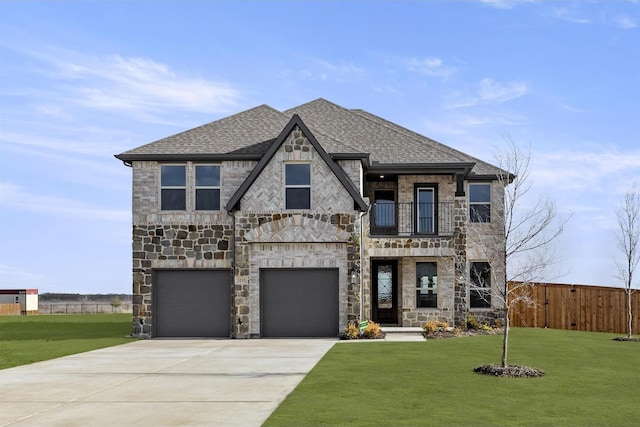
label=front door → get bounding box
[372,260,398,325]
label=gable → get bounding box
[225,115,368,212]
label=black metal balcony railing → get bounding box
[370,202,454,236]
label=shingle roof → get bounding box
[285,99,500,175]
[115,98,502,176]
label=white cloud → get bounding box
[478,78,528,104]
[58,55,240,118]
[8,45,241,123]
[0,182,129,222]
[533,148,640,193]
[313,59,365,75]
[443,78,528,109]
[0,129,127,157]
[405,57,456,79]
[552,7,591,24]
[477,0,538,9]
[612,14,637,29]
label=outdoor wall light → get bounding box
[350,268,358,286]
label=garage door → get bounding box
[261,269,339,337]
[154,270,231,337]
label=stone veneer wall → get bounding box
[465,180,506,325]
[131,223,233,336]
[233,212,360,338]
[363,195,469,327]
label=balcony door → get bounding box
[416,185,437,234]
[373,190,397,234]
[372,260,398,325]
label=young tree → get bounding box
[472,137,570,371]
[614,182,639,339]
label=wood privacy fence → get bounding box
[0,303,22,316]
[509,282,640,334]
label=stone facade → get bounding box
[131,223,233,336]
[126,124,506,337]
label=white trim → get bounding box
[159,164,187,211]
[468,182,492,223]
[284,162,312,210]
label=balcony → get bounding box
[370,202,455,236]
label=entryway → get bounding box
[372,260,398,324]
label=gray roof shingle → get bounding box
[116,98,502,176]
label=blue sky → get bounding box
[0,1,638,294]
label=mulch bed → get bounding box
[473,364,545,378]
[423,328,502,339]
[612,336,640,342]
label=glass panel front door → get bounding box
[372,260,398,324]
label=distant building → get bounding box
[0,289,39,315]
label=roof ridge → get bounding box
[284,99,364,154]
[349,108,500,172]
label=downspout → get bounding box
[229,209,236,338]
[359,204,371,322]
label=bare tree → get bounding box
[615,182,639,339]
[472,137,570,369]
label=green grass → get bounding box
[0,314,135,369]
[266,328,639,426]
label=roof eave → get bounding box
[367,162,475,175]
[114,153,263,163]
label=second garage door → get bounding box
[260,268,339,337]
[154,269,231,338]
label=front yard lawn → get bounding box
[265,328,639,426]
[0,314,134,369]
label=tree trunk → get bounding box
[501,307,509,367]
[628,288,633,339]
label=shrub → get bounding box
[479,322,493,331]
[466,315,480,330]
[422,319,449,337]
[342,323,360,340]
[362,321,384,339]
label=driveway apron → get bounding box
[0,338,336,427]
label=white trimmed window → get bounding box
[470,262,492,308]
[285,163,311,209]
[469,183,491,223]
[160,165,186,210]
[195,165,221,211]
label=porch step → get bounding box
[380,327,424,342]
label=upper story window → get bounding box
[470,261,492,308]
[469,183,491,223]
[195,165,221,211]
[416,185,436,234]
[160,165,186,210]
[416,262,438,308]
[285,163,311,209]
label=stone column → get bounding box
[453,197,468,326]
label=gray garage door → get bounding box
[154,270,231,337]
[261,269,339,337]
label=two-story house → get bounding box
[115,98,506,338]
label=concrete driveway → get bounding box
[0,338,336,427]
